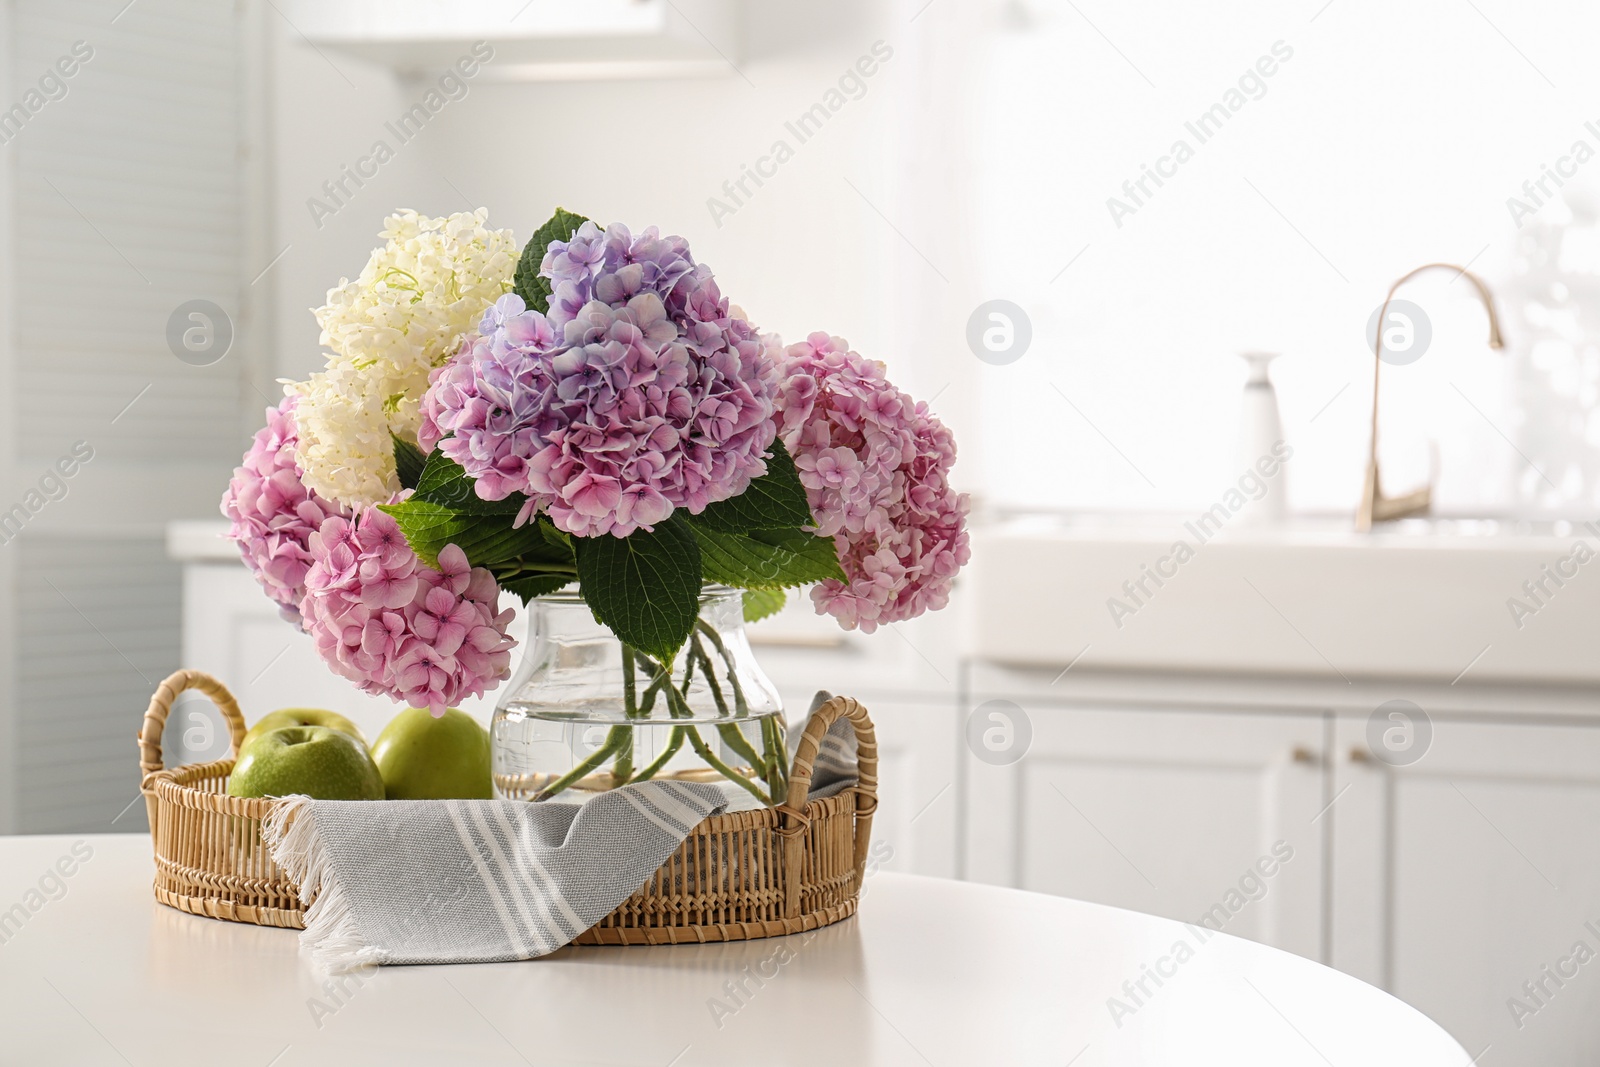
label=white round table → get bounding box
[0,835,1465,1066]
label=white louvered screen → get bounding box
[7,0,252,832]
[13,0,247,462]
[16,536,181,833]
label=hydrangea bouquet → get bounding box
[223,208,969,802]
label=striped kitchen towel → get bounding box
[262,698,858,970]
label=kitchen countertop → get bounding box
[0,834,1467,1066]
[969,517,1600,685]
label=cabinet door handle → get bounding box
[1348,746,1372,764]
[1291,746,1316,764]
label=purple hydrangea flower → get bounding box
[419,296,558,501]
[542,222,698,328]
[419,225,778,539]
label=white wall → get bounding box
[966,0,1600,519]
[266,1,937,397]
[268,0,1600,525]
[268,12,430,385]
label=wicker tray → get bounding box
[138,669,879,944]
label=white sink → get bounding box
[967,516,1600,685]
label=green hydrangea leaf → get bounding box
[498,573,573,604]
[692,440,813,533]
[379,497,561,570]
[514,208,590,315]
[742,588,787,623]
[414,446,525,516]
[573,515,701,661]
[691,524,844,590]
[392,433,427,491]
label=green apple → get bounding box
[241,707,366,752]
[371,707,493,800]
[227,726,384,800]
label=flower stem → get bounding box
[622,644,638,714]
[643,650,771,806]
[636,666,669,717]
[695,620,750,715]
[687,635,768,777]
[533,730,627,802]
[683,725,770,805]
[632,726,686,782]
[693,624,787,795]
[614,645,638,783]
[760,714,790,800]
[679,646,698,699]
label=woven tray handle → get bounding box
[139,669,247,781]
[779,695,878,916]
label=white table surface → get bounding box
[0,834,1467,1067]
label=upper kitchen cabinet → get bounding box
[278,0,744,81]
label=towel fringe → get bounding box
[262,795,384,973]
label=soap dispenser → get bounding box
[1237,351,1288,525]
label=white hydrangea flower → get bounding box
[290,209,517,508]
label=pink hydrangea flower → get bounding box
[299,506,516,715]
[774,332,971,633]
[220,396,350,623]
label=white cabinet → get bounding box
[1332,714,1600,1067]
[963,698,1328,960]
[741,598,962,880]
[962,662,1600,1066]
[822,697,958,879]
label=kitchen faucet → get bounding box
[1358,263,1505,531]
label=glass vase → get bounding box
[491,585,787,808]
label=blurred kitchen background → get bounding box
[5,0,1600,1060]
